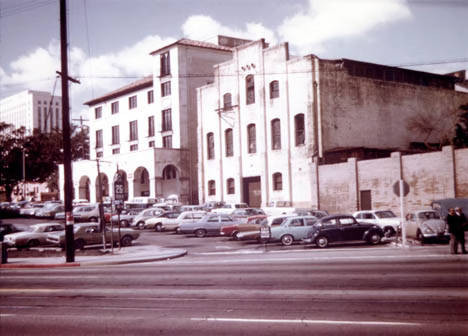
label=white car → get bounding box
[353,210,401,237]
[3,223,64,248]
[211,203,249,214]
[146,211,207,232]
[406,210,450,243]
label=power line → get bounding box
[0,0,55,18]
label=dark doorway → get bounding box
[360,190,372,210]
[243,176,261,207]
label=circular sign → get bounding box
[393,180,410,197]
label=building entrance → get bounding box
[243,176,261,207]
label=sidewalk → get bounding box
[0,245,187,268]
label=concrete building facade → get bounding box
[0,90,62,134]
[60,38,239,204]
[197,39,467,208]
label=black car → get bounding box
[303,214,384,248]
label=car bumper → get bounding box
[422,232,450,240]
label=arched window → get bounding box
[247,124,256,154]
[271,119,281,150]
[270,80,279,99]
[140,169,149,184]
[227,178,235,194]
[273,173,283,191]
[246,75,255,105]
[225,128,233,157]
[295,113,305,146]
[163,165,177,180]
[207,132,215,160]
[223,93,232,110]
[208,180,216,196]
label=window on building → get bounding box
[246,75,255,105]
[112,148,120,155]
[37,107,41,130]
[161,81,171,97]
[271,119,281,150]
[223,93,232,110]
[96,129,103,148]
[160,52,170,77]
[55,108,59,128]
[295,113,305,146]
[147,90,154,104]
[273,172,283,191]
[148,116,155,137]
[149,140,155,148]
[207,132,215,160]
[129,120,138,141]
[227,178,235,194]
[270,80,279,99]
[247,124,256,154]
[225,128,233,157]
[162,108,172,131]
[111,101,119,114]
[130,144,138,151]
[163,135,172,148]
[95,106,102,119]
[208,180,216,196]
[129,95,137,109]
[163,165,177,179]
[111,125,120,145]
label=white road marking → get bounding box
[191,317,422,326]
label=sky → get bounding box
[0,0,467,121]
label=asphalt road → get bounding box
[1,244,467,335]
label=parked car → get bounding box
[46,222,140,249]
[144,211,185,231]
[220,214,267,240]
[73,204,111,223]
[352,210,401,237]
[201,201,225,212]
[211,203,249,214]
[3,223,64,248]
[178,213,241,237]
[132,208,166,229]
[230,208,266,223]
[0,223,23,241]
[269,215,318,246]
[294,209,329,218]
[406,210,450,243]
[303,214,384,248]
[180,205,205,212]
[35,204,64,219]
[110,209,144,227]
[236,215,293,241]
[19,203,45,217]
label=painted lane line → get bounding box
[191,317,421,326]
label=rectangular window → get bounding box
[225,129,233,157]
[55,108,59,128]
[111,101,119,114]
[147,90,154,104]
[162,135,172,148]
[161,81,171,97]
[111,125,120,145]
[207,133,214,160]
[96,129,103,148]
[160,52,171,76]
[130,144,138,151]
[271,119,281,150]
[246,75,255,105]
[95,106,102,119]
[148,116,155,137]
[270,80,279,99]
[295,114,305,146]
[247,124,256,154]
[149,140,155,148]
[37,107,42,130]
[227,179,235,194]
[112,148,120,155]
[162,108,172,131]
[208,180,216,196]
[129,95,137,109]
[129,120,138,141]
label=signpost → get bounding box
[393,180,410,247]
[260,223,271,252]
[114,172,126,249]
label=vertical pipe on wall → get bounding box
[284,43,293,205]
[261,40,270,206]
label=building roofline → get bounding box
[149,38,233,55]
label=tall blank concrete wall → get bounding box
[318,146,468,215]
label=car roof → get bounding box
[320,214,355,221]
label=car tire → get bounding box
[27,239,40,248]
[121,220,129,227]
[89,217,98,222]
[368,232,382,245]
[315,236,329,248]
[232,231,240,241]
[137,221,145,230]
[120,235,133,247]
[74,239,85,250]
[155,224,163,232]
[195,229,206,238]
[383,227,395,238]
[416,229,425,244]
[281,234,294,246]
[175,227,181,234]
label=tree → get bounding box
[453,104,468,148]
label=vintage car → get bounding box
[220,214,267,240]
[110,209,144,227]
[144,211,190,231]
[46,222,140,250]
[303,214,384,248]
[178,213,241,237]
[269,215,319,246]
[132,208,166,229]
[236,215,293,241]
[352,210,401,237]
[3,223,64,248]
[406,210,450,243]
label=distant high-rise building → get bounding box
[0,90,62,133]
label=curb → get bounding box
[0,249,187,269]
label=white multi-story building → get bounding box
[0,90,62,134]
[60,37,247,204]
[197,39,467,208]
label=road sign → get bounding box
[114,172,126,201]
[393,180,410,197]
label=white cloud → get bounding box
[278,0,411,54]
[182,15,277,45]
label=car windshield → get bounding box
[375,211,397,218]
[26,226,41,232]
[418,211,440,220]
